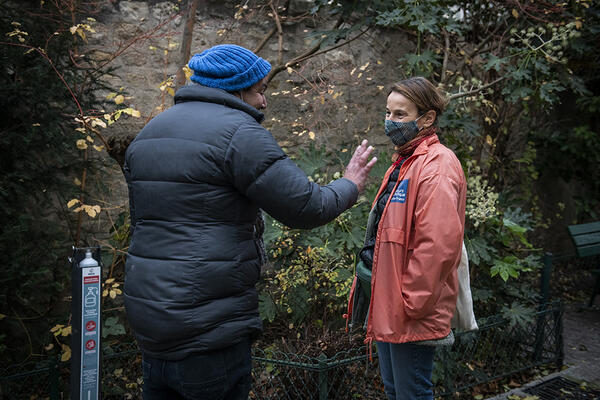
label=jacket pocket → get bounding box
[379,227,406,245]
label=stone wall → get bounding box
[80,0,411,242]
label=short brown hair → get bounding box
[388,77,447,122]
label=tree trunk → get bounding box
[175,0,203,91]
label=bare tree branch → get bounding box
[441,30,450,84]
[253,27,277,53]
[269,1,284,65]
[176,0,203,90]
[266,19,373,83]
[447,76,506,101]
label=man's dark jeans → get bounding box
[141,338,252,400]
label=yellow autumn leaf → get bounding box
[511,9,518,18]
[67,198,80,208]
[286,67,293,74]
[114,94,125,105]
[86,135,94,143]
[85,204,101,218]
[61,344,71,362]
[75,127,86,133]
[93,145,104,152]
[69,26,78,34]
[130,109,141,118]
[106,92,117,100]
[359,62,370,71]
[308,131,315,140]
[167,87,175,96]
[105,278,115,284]
[102,289,108,297]
[575,20,582,29]
[61,325,72,336]
[74,177,81,186]
[486,135,493,145]
[114,288,122,295]
[91,118,106,128]
[183,65,193,79]
[110,290,116,299]
[45,343,54,351]
[76,139,88,150]
[50,324,63,333]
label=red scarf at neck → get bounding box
[391,126,436,167]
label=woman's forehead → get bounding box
[387,91,417,112]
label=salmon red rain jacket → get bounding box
[347,135,467,344]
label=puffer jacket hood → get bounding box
[124,85,358,360]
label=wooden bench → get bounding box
[567,221,600,307]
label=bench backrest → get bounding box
[567,221,600,258]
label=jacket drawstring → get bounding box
[364,336,374,363]
[343,313,349,332]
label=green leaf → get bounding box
[465,236,495,266]
[484,54,503,72]
[102,316,125,338]
[501,302,535,328]
[491,256,520,281]
[258,293,277,323]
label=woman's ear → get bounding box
[422,110,437,128]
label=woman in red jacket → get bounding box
[347,77,466,399]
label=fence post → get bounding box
[534,253,553,361]
[540,253,553,304]
[49,357,59,400]
[317,353,328,400]
[555,302,564,367]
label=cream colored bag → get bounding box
[451,242,478,332]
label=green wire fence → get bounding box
[0,301,562,399]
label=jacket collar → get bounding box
[174,84,265,124]
[412,134,440,156]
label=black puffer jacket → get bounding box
[123,85,358,360]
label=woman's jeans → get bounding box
[141,338,252,400]
[376,341,436,400]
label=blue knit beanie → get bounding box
[188,44,271,92]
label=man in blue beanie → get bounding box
[123,44,376,400]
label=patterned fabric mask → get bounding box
[384,115,423,146]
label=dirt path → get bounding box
[561,302,600,386]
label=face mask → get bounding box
[384,115,423,146]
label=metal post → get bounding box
[49,356,59,400]
[317,353,328,400]
[540,253,553,304]
[70,246,102,400]
[534,252,553,361]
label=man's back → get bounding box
[124,86,267,360]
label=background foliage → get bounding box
[0,0,599,397]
